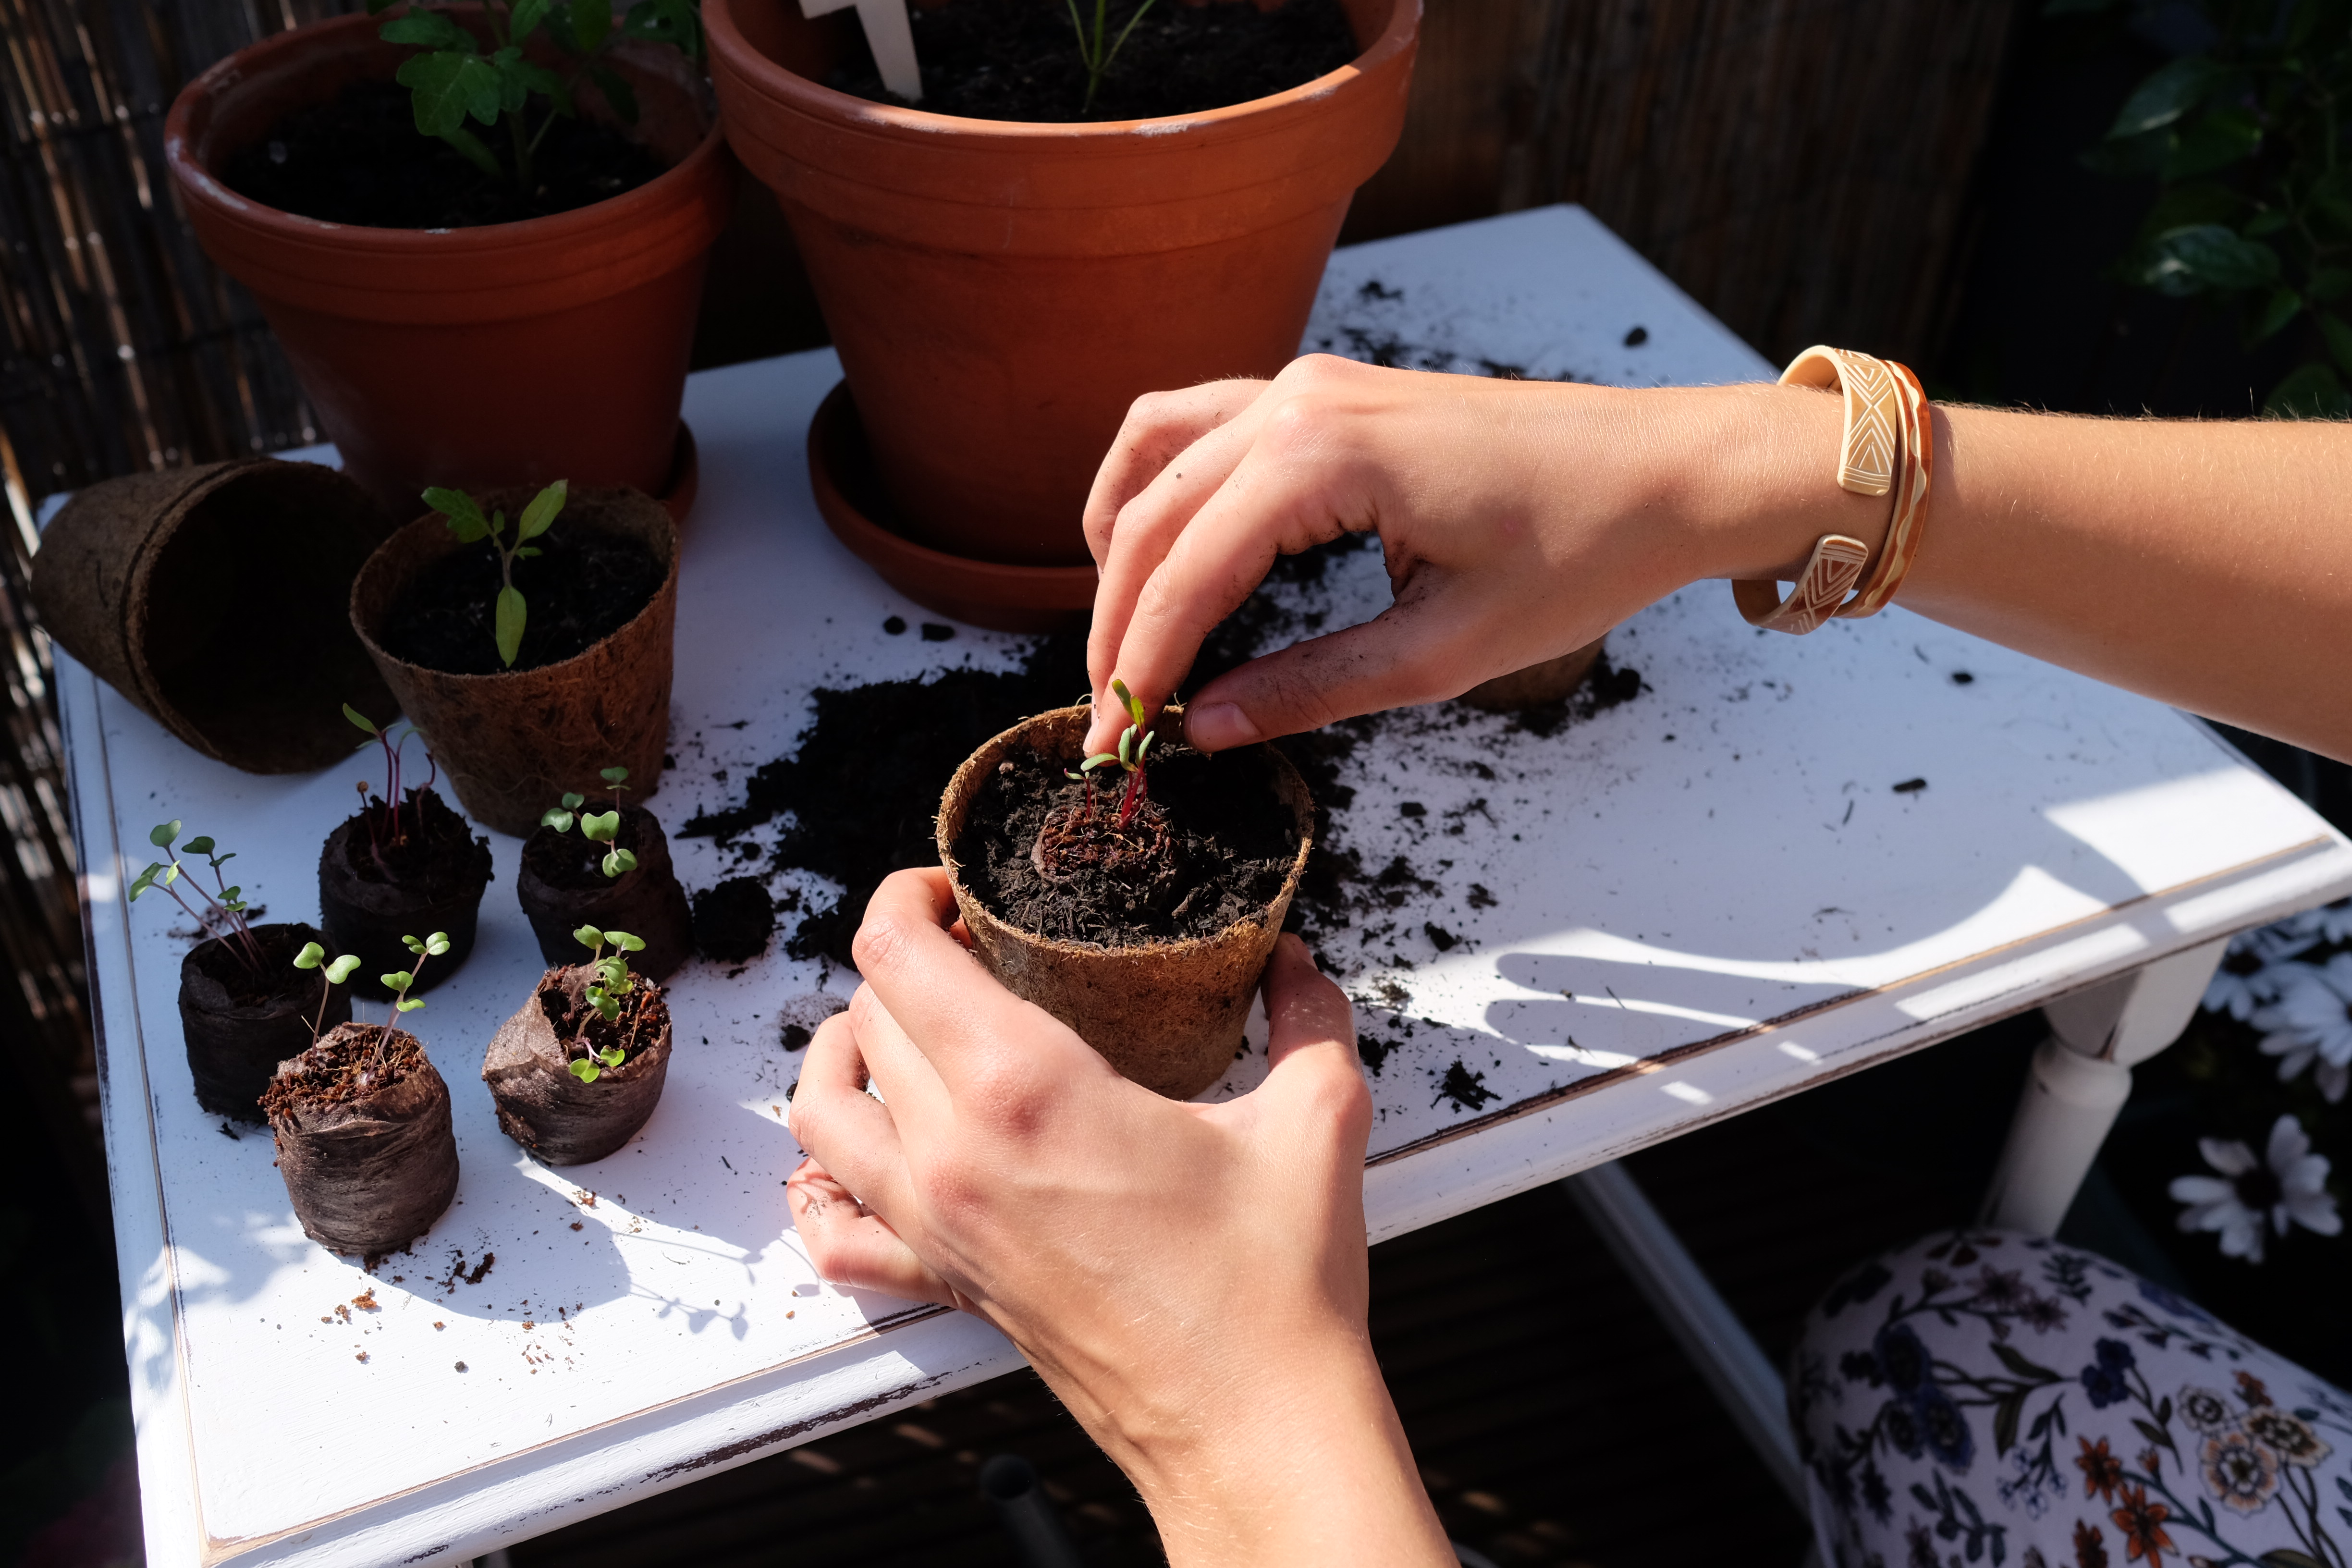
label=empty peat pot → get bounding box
[937,703,1314,1100]
[483,964,674,1165]
[350,486,680,837]
[261,1021,460,1260]
[29,458,396,772]
[517,803,693,980]
[178,921,351,1121]
[319,789,494,1001]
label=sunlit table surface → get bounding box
[56,205,2352,1568]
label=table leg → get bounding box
[1976,938,2227,1235]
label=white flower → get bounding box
[2253,955,2352,1102]
[2169,1114,2343,1265]
[2287,897,2352,946]
[2205,923,2320,1020]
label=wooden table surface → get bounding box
[57,206,2352,1568]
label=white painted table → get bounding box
[58,206,2352,1568]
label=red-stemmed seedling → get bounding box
[128,821,270,979]
[1068,679,1157,827]
[1035,680,1173,888]
[344,702,441,873]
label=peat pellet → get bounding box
[517,803,693,980]
[263,1022,459,1261]
[318,789,493,1000]
[483,965,673,1166]
[178,922,348,1121]
[691,877,775,962]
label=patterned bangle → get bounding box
[1836,357,1933,620]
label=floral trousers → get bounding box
[1791,1229,2351,1568]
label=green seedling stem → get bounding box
[568,923,647,1082]
[127,821,269,978]
[343,703,438,868]
[366,930,450,1071]
[539,766,638,879]
[292,941,366,1043]
[1065,678,1156,829]
[422,480,565,669]
[1065,0,1156,111]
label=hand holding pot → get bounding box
[786,868,1452,1568]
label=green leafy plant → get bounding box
[1067,678,1158,829]
[1066,0,1157,111]
[292,942,366,1042]
[343,703,439,869]
[2068,0,2352,414]
[128,821,269,978]
[568,923,647,1081]
[539,766,637,878]
[424,479,566,668]
[368,0,705,193]
[382,931,453,1022]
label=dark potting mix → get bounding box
[378,524,664,675]
[220,79,670,229]
[537,966,668,1072]
[524,808,654,893]
[691,877,777,962]
[262,1024,436,1117]
[332,787,492,896]
[829,0,1361,122]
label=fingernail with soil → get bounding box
[1186,702,1261,751]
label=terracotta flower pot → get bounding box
[517,803,694,980]
[349,486,680,837]
[163,10,735,522]
[482,965,674,1165]
[29,459,398,773]
[937,704,1314,1099]
[706,0,1417,617]
[318,791,495,1000]
[262,1021,461,1261]
[178,922,350,1121]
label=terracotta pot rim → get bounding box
[937,703,1313,960]
[349,490,681,690]
[705,0,1418,145]
[164,8,730,256]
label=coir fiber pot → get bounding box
[350,486,680,837]
[707,0,1417,609]
[163,10,735,522]
[179,922,351,1121]
[1460,635,1607,711]
[482,966,673,1165]
[261,1022,460,1260]
[936,704,1314,1099]
[30,459,397,772]
[319,791,494,1001]
[517,803,694,980]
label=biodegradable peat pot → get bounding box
[482,965,674,1165]
[350,486,680,837]
[1460,635,1607,712]
[319,790,494,1001]
[179,922,350,1121]
[261,1021,460,1261]
[517,803,694,980]
[707,0,1418,611]
[937,704,1314,1099]
[162,10,735,521]
[29,459,397,772]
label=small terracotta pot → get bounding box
[318,791,495,1001]
[178,922,350,1121]
[30,459,397,773]
[163,10,735,521]
[707,0,1417,609]
[262,1022,460,1261]
[517,803,694,980]
[937,704,1313,1099]
[1459,635,1608,711]
[349,486,680,836]
[482,966,674,1165]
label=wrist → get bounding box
[1664,381,1895,583]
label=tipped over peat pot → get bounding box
[162,9,732,522]
[350,486,680,837]
[482,965,674,1165]
[517,803,694,980]
[938,704,1313,1099]
[319,789,494,1000]
[705,0,1417,625]
[29,458,397,772]
[179,922,350,1120]
[261,1021,460,1259]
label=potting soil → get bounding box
[185,921,316,1008]
[523,806,652,893]
[691,877,776,962]
[829,0,1361,122]
[378,524,665,675]
[333,787,492,896]
[539,967,667,1071]
[260,1023,431,1114]
[221,79,670,229]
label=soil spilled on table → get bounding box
[829,0,1360,122]
[378,523,664,674]
[692,877,775,961]
[221,79,670,229]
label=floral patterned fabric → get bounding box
[1792,1229,2352,1568]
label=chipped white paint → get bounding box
[60,206,2352,1568]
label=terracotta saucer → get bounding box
[806,381,1095,634]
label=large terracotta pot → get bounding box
[707,0,1418,597]
[164,10,735,521]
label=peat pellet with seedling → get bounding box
[483,926,674,1165]
[518,767,693,980]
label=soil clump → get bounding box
[377,523,664,675]
[692,877,776,961]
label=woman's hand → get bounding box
[786,868,1454,1568]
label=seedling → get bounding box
[292,942,366,1043]
[128,822,268,978]
[568,924,648,1082]
[344,703,440,868]
[424,480,566,668]
[1066,0,1157,111]
[1067,678,1157,830]
[368,0,703,195]
[539,766,637,878]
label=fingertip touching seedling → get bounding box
[129,820,269,978]
[568,924,648,1081]
[425,480,565,668]
[1066,678,1157,829]
[539,766,637,878]
[293,941,366,1043]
